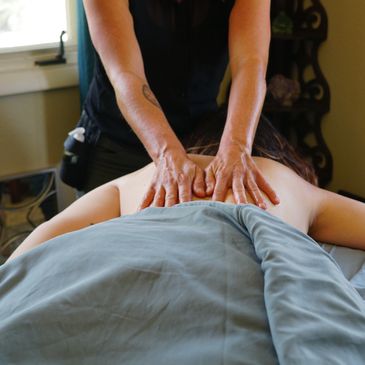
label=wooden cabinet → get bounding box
[264,0,331,186]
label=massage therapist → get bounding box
[63,0,279,209]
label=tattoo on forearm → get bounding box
[142,84,162,110]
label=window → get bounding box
[0,0,70,51]
[0,0,78,96]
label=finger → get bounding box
[193,167,206,198]
[205,167,216,196]
[152,187,166,207]
[255,171,280,205]
[212,175,229,202]
[165,183,178,207]
[139,186,155,210]
[178,177,192,203]
[232,175,248,205]
[246,177,267,210]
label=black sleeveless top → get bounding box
[84,0,235,147]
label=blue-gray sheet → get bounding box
[1,202,365,365]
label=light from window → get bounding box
[0,0,67,50]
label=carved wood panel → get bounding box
[265,0,332,186]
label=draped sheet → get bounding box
[1,202,365,365]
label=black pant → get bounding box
[82,135,152,193]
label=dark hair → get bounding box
[183,108,318,186]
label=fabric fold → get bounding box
[240,205,365,365]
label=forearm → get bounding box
[220,60,267,153]
[223,0,270,153]
[7,183,122,262]
[84,0,184,161]
[7,219,83,262]
[113,72,186,161]
[309,191,365,250]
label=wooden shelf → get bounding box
[269,0,332,186]
[264,100,329,114]
[271,31,326,41]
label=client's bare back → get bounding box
[117,154,314,234]
[8,154,365,262]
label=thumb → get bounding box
[205,166,216,196]
[193,167,206,198]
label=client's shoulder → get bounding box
[253,156,314,185]
[253,156,297,176]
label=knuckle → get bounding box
[179,190,191,200]
[232,173,243,182]
[179,189,190,197]
[216,179,228,189]
[155,193,164,201]
[165,179,175,187]
[219,171,229,179]
[155,186,164,195]
[247,178,258,190]
[177,173,188,184]
[249,186,259,193]
[165,194,176,201]
[156,193,164,201]
[234,187,245,194]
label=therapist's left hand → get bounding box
[204,143,280,209]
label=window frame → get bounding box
[0,0,79,97]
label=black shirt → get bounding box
[84,0,235,147]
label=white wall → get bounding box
[0,87,80,208]
[0,87,80,176]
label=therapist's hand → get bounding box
[139,150,206,209]
[205,144,280,209]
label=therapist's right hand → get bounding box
[139,150,206,209]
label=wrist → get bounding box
[220,122,254,153]
[154,142,186,163]
[219,137,252,155]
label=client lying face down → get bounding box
[6,113,365,262]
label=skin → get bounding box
[7,155,365,262]
[83,0,278,209]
